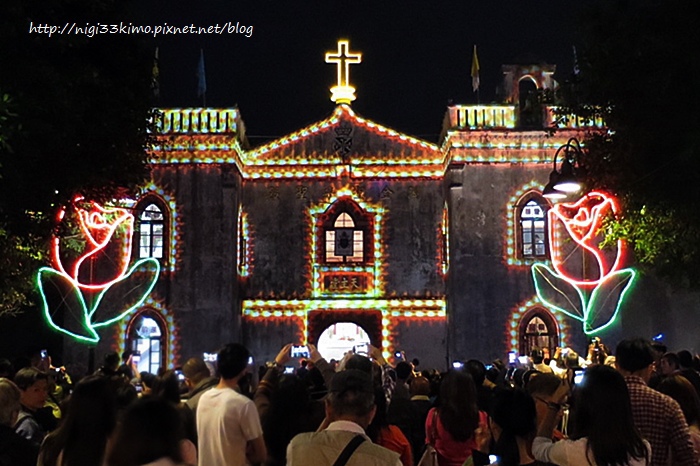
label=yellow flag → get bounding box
[471,45,480,93]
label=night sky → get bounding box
[140,1,585,143]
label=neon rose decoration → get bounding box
[37,198,160,343]
[531,191,636,335]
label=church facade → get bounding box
[60,51,696,372]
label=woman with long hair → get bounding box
[532,364,650,466]
[657,374,700,461]
[107,397,192,466]
[37,375,117,466]
[425,370,485,466]
[488,388,538,466]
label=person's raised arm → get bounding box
[308,343,336,389]
[254,343,292,420]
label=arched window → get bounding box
[520,199,547,258]
[138,203,165,259]
[325,212,364,263]
[518,308,559,359]
[518,77,542,128]
[126,310,166,375]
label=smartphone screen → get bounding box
[40,349,48,359]
[290,345,309,358]
[574,369,585,384]
[284,366,294,374]
[452,361,464,369]
[354,343,369,355]
[508,351,516,364]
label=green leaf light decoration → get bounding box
[531,192,637,335]
[37,197,160,343]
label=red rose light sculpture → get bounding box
[37,198,160,343]
[531,191,637,335]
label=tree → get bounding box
[562,0,700,287]
[0,0,156,315]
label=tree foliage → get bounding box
[563,0,700,287]
[0,0,155,315]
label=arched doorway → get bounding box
[518,308,559,360]
[126,309,167,374]
[307,309,382,361]
[317,322,372,362]
[518,77,542,128]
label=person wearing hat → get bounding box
[286,369,401,466]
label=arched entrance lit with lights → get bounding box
[316,322,372,361]
[307,309,382,361]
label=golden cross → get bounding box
[325,40,362,104]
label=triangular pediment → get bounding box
[247,105,441,165]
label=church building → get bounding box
[58,40,692,371]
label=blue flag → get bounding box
[197,49,207,99]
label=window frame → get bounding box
[134,197,169,264]
[517,195,549,260]
[125,309,167,375]
[518,307,559,358]
[318,199,372,265]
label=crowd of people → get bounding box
[1,337,700,466]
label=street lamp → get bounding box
[543,138,584,199]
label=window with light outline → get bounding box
[325,212,365,263]
[136,199,168,261]
[518,197,549,259]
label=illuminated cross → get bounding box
[325,40,362,104]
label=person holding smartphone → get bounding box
[532,365,650,465]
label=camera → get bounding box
[290,345,309,358]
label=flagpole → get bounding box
[197,49,207,107]
[151,46,160,102]
[471,44,480,105]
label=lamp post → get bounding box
[543,138,584,199]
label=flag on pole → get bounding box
[471,45,480,93]
[151,47,160,99]
[572,45,580,76]
[196,49,207,102]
